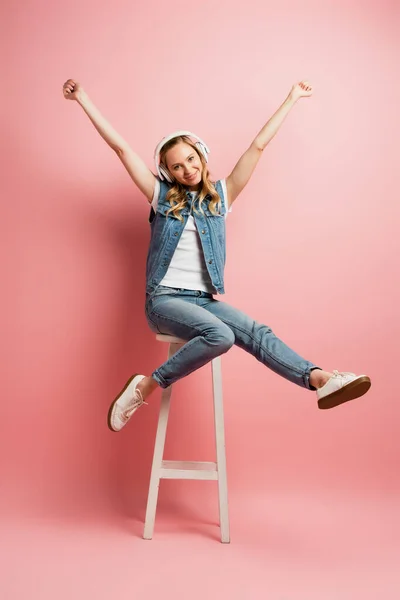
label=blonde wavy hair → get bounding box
[159,135,222,222]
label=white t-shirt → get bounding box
[152,179,232,293]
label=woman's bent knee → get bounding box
[213,327,235,352]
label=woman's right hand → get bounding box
[62,79,84,101]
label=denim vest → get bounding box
[145,178,227,297]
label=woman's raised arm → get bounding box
[225,81,313,207]
[62,79,156,203]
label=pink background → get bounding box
[2,0,399,598]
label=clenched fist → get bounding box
[62,79,84,101]
[290,80,313,100]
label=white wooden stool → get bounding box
[143,333,230,543]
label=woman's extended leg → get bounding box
[196,296,322,390]
[197,296,370,409]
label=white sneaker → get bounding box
[108,374,147,432]
[317,370,371,410]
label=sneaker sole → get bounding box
[107,373,141,432]
[318,376,371,410]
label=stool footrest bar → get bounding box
[161,460,218,480]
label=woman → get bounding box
[62,79,371,433]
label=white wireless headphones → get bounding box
[154,130,210,183]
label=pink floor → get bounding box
[2,488,399,599]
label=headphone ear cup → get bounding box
[195,141,209,163]
[159,164,172,183]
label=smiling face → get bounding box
[164,142,203,190]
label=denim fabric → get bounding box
[145,285,321,391]
[145,179,227,296]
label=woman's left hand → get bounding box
[290,81,313,100]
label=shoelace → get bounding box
[121,389,148,421]
[332,370,352,378]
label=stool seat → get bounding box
[143,334,230,543]
[155,333,186,344]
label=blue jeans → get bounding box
[145,286,321,390]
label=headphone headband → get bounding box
[154,130,210,182]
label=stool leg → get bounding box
[143,342,181,540]
[211,356,230,543]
